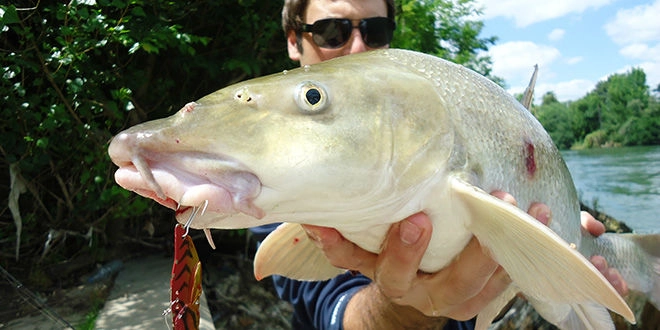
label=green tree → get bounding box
[601,68,649,137]
[541,91,559,105]
[569,92,602,143]
[535,92,574,149]
[393,0,502,85]
[0,0,289,282]
[559,68,658,148]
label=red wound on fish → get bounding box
[524,138,536,178]
[179,102,197,118]
[293,237,300,244]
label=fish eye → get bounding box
[295,81,328,114]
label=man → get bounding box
[251,0,628,328]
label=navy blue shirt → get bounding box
[251,224,476,330]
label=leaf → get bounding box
[140,42,160,54]
[131,6,146,17]
[0,5,20,25]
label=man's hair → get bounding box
[282,0,396,52]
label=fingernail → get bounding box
[591,255,607,271]
[538,210,551,226]
[529,203,552,226]
[303,227,323,247]
[400,217,423,245]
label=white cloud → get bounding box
[612,62,660,90]
[604,0,660,45]
[548,28,565,41]
[566,56,583,65]
[488,41,561,82]
[639,62,660,90]
[508,79,596,103]
[619,43,660,61]
[538,79,596,102]
[474,0,614,27]
[603,0,660,91]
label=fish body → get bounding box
[109,49,659,329]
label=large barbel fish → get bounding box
[109,49,659,329]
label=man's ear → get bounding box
[286,30,302,61]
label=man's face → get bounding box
[287,0,389,66]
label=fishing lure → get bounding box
[170,203,206,330]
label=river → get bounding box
[561,145,660,233]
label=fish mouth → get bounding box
[110,144,265,226]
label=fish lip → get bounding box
[112,151,265,220]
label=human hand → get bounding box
[302,191,537,320]
[580,211,629,296]
[302,192,629,322]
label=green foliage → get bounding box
[393,0,502,85]
[533,68,660,149]
[535,93,574,149]
[580,130,608,149]
[0,1,289,273]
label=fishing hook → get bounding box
[182,200,208,238]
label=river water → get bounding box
[561,145,660,233]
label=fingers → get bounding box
[581,211,606,237]
[440,238,500,303]
[582,215,629,296]
[301,224,377,274]
[491,190,552,226]
[590,255,629,296]
[447,266,511,320]
[490,190,517,206]
[374,213,433,298]
[522,200,629,297]
[527,202,551,226]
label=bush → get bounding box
[0,0,289,280]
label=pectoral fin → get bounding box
[253,222,345,281]
[450,177,634,327]
[475,286,517,330]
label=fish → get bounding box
[108,49,660,330]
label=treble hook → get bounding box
[182,200,208,238]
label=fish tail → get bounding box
[592,233,660,309]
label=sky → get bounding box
[473,0,660,103]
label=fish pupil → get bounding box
[306,89,321,105]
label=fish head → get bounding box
[109,50,453,229]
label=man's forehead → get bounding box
[304,0,387,21]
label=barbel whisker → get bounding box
[200,200,208,216]
[196,200,216,249]
[204,229,216,250]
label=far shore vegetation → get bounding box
[527,68,660,150]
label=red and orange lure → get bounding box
[170,223,202,330]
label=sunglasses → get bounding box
[300,17,396,49]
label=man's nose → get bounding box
[344,28,368,54]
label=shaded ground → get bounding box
[203,251,293,329]
[0,211,657,329]
[0,232,292,330]
[0,279,108,329]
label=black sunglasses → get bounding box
[300,17,395,49]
